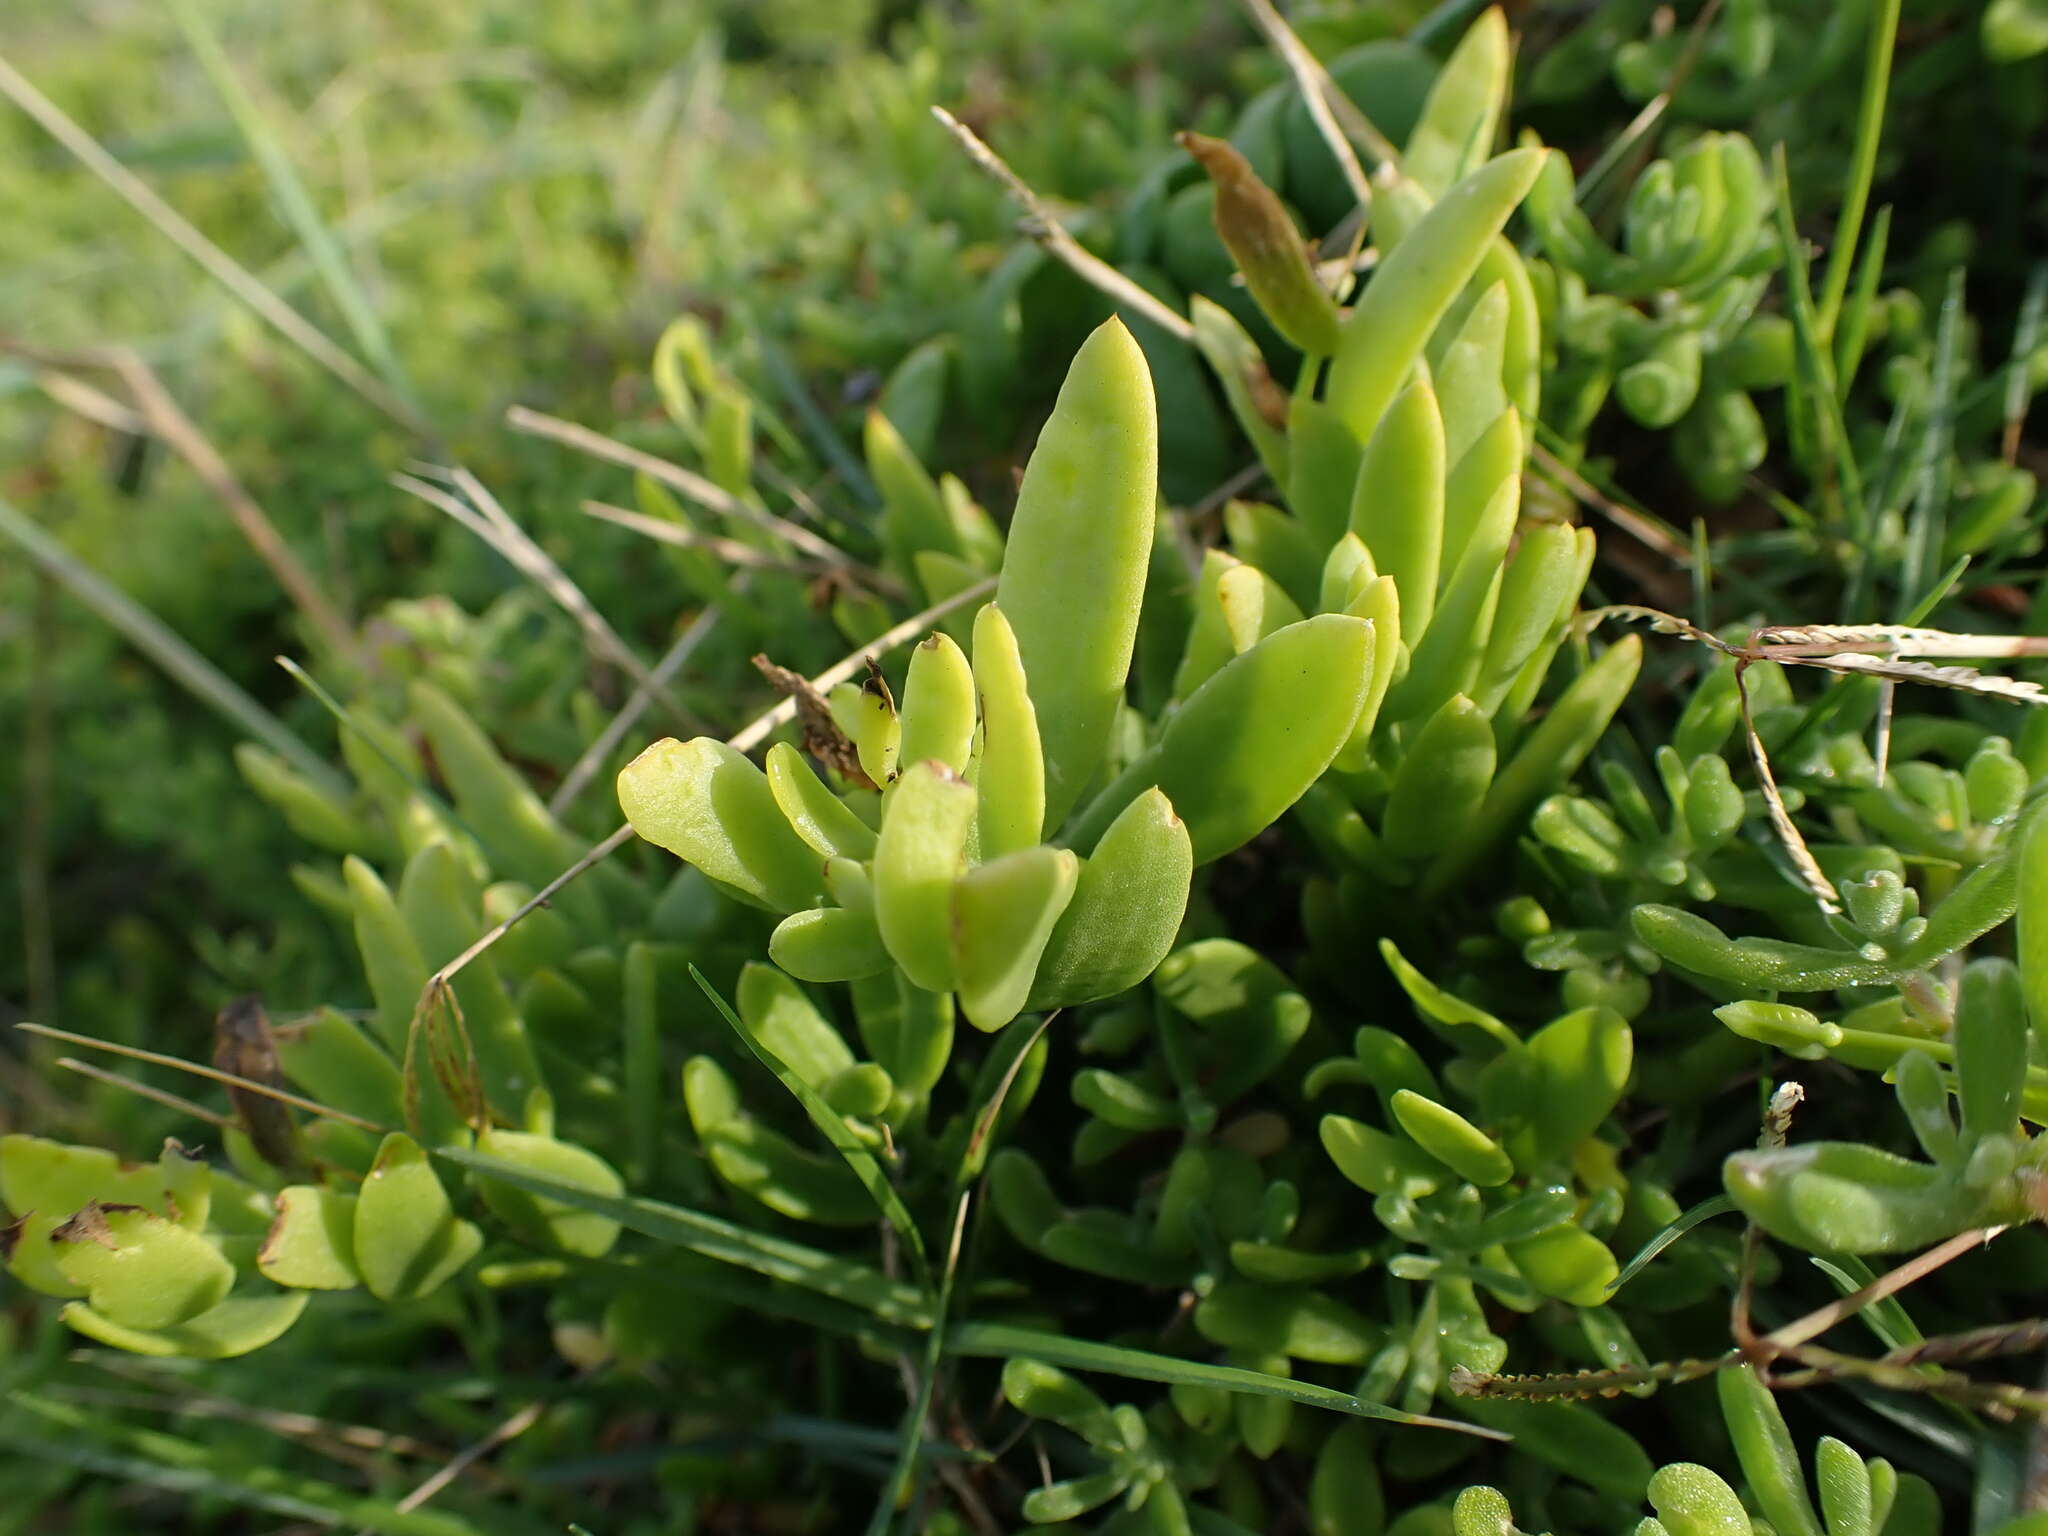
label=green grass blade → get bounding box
[868,1016,1054,1533]
[624,944,661,1185]
[1899,555,1969,627]
[275,655,430,796]
[277,650,522,876]
[0,51,424,431]
[755,335,880,506]
[1810,1256,1925,1352]
[872,1020,1058,1533]
[1861,355,1923,533]
[1770,148,1867,602]
[1833,204,1892,394]
[691,965,931,1289]
[165,0,420,419]
[1605,1193,1737,1296]
[1816,0,1904,336]
[2001,263,2048,461]
[273,654,504,864]
[436,1146,933,1328]
[1807,1383,1976,1467]
[959,1014,1054,1190]
[4,1394,489,1536]
[868,1198,962,1536]
[1899,269,1966,610]
[946,1323,1506,1436]
[594,1254,908,1347]
[0,494,345,797]
[1690,516,1714,629]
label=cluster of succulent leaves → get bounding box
[0,0,1250,1054]
[9,0,2048,1533]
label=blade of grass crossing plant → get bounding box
[165,0,417,415]
[869,1188,970,1536]
[2022,813,2048,1062]
[0,496,344,795]
[758,336,879,507]
[602,1247,914,1347]
[436,1146,933,1327]
[2002,265,2047,464]
[948,1324,1506,1435]
[5,1394,485,1536]
[276,656,491,855]
[962,1015,1056,1187]
[1815,0,1903,336]
[1834,206,1892,393]
[275,656,400,779]
[1810,1256,1925,1352]
[1900,271,1966,610]
[1691,517,1713,628]
[870,1017,1055,1531]
[691,966,931,1288]
[1606,1194,1737,1295]
[1770,150,1866,549]
[623,943,660,1185]
[1860,375,1924,557]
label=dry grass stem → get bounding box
[581,499,832,575]
[548,604,726,816]
[931,107,1195,344]
[0,51,424,431]
[51,1059,231,1129]
[504,404,862,574]
[1236,0,1386,201]
[0,340,361,663]
[391,469,705,734]
[15,1023,389,1132]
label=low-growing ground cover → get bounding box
[4,0,2048,1532]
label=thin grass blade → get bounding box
[165,0,419,417]
[4,1395,490,1536]
[1770,151,1865,548]
[0,495,344,795]
[436,1146,933,1328]
[1810,1256,1926,1353]
[947,1323,1507,1435]
[1816,0,1904,335]
[1899,269,1965,609]
[0,52,423,430]
[2002,264,2047,464]
[691,965,932,1289]
[1607,1193,1738,1296]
